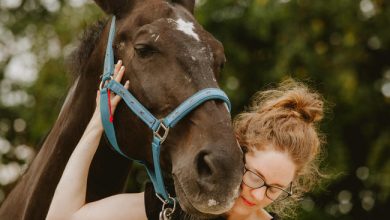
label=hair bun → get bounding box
[254,79,324,124]
[276,91,324,123]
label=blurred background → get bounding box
[0,0,389,219]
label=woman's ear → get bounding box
[172,0,195,14]
[93,0,139,17]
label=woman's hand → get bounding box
[94,60,130,120]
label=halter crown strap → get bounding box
[100,16,131,159]
[99,16,232,204]
[102,16,116,82]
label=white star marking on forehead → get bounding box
[175,18,200,41]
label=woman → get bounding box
[47,61,325,220]
[227,78,324,220]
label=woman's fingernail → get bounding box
[117,60,122,65]
[120,66,125,71]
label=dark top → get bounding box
[144,182,279,220]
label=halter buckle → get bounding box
[99,75,114,90]
[154,120,169,143]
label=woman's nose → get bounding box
[250,186,267,202]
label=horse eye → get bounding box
[134,44,156,58]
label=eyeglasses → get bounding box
[242,167,292,202]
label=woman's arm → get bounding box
[46,61,147,220]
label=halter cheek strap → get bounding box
[99,16,232,205]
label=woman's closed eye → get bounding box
[268,187,280,194]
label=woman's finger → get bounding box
[114,60,122,76]
[114,65,125,82]
[112,80,129,106]
[109,62,124,99]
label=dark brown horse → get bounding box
[0,0,243,219]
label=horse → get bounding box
[0,0,244,219]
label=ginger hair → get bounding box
[233,79,326,218]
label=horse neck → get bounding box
[0,71,131,219]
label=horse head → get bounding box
[93,0,244,217]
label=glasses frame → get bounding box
[242,167,293,202]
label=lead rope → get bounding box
[107,89,114,123]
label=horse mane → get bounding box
[66,19,108,80]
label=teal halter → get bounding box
[99,17,231,205]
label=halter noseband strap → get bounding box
[99,16,232,204]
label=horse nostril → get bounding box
[196,151,214,178]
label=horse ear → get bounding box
[172,0,195,14]
[93,0,137,17]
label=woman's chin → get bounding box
[228,197,254,216]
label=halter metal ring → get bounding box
[99,75,114,90]
[154,120,169,143]
[155,193,176,210]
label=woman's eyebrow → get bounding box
[254,169,287,188]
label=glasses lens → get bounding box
[243,170,265,188]
[266,187,290,201]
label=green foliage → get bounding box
[0,0,388,219]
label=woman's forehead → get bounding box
[245,149,296,186]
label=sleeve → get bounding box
[144,182,163,220]
[143,182,192,220]
[270,212,280,220]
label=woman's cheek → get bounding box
[240,182,250,194]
